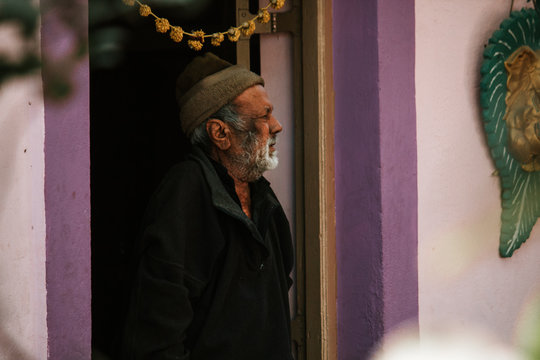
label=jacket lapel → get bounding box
[189,147,268,249]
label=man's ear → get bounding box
[207,119,231,151]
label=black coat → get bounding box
[122,147,294,360]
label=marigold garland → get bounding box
[170,26,183,42]
[123,0,284,51]
[257,9,271,24]
[211,33,225,47]
[240,20,256,37]
[270,0,285,10]
[188,40,203,51]
[155,18,170,33]
[227,27,241,42]
[139,4,151,17]
[192,30,205,41]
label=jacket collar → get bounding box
[188,146,277,249]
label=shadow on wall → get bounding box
[0,328,33,360]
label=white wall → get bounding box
[416,0,540,348]
[0,26,47,359]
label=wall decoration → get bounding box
[481,8,540,257]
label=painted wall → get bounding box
[334,0,417,358]
[0,3,91,358]
[259,3,295,239]
[333,0,384,356]
[0,53,47,360]
[416,0,540,347]
[260,32,297,315]
[258,0,297,318]
[41,3,92,358]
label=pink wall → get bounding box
[260,33,295,245]
[260,32,297,314]
[416,0,540,346]
[0,75,47,359]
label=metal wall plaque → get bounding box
[481,8,540,257]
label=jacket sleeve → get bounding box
[122,163,224,359]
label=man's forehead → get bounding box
[233,85,273,114]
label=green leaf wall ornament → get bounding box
[481,8,540,257]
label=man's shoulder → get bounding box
[152,158,208,200]
[165,158,205,182]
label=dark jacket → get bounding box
[122,147,294,360]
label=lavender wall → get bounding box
[333,0,417,358]
[333,0,384,358]
[378,0,418,333]
[41,3,91,359]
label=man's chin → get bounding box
[266,154,279,170]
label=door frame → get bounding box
[301,0,337,359]
[41,0,337,357]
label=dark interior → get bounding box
[89,0,260,356]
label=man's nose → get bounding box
[270,116,283,134]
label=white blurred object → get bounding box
[371,323,524,360]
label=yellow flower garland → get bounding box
[170,26,183,42]
[211,33,225,47]
[240,20,256,37]
[155,18,170,33]
[123,0,285,50]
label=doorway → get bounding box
[87,0,332,358]
[89,0,239,357]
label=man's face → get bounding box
[229,85,283,182]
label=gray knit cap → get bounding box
[176,53,264,137]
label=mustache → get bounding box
[268,137,277,146]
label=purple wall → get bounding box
[378,0,418,333]
[333,0,384,358]
[333,0,417,358]
[42,3,92,359]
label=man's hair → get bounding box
[189,103,248,153]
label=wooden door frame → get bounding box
[301,0,336,359]
[41,0,336,357]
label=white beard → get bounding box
[259,137,279,171]
[231,134,279,182]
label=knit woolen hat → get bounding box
[176,53,265,137]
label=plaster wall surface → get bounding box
[0,73,47,358]
[260,32,295,245]
[333,0,384,358]
[416,0,540,346]
[260,31,296,313]
[41,8,92,356]
[258,0,294,222]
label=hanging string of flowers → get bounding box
[122,0,285,50]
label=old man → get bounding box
[122,53,294,360]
